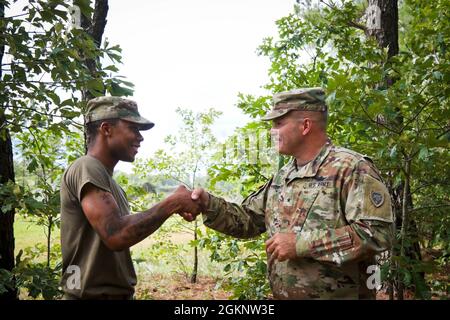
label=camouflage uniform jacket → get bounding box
[203,141,394,299]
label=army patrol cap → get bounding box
[261,87,327,121]
[85,96,154,130]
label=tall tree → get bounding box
[366,0,398,58]
[0,0,17,300]
[365,0,428,300]
[79,0,109,152]
[366,0,401,300]
[80,0,109,102]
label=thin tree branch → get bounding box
[319,0,367,31]
[6,104,81,122]
[409,204,450,213]
[357,100,401,134]
[398,97,434,134]
[411,181,450,194]
[347,20,367,32]
[436,128,450,139]
[1,13,28,19]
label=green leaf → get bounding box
[27,158,38,172]
[109,82,134,96]
[86,79,104,92]
[104,65,119,72]
[73,0,93,17]
[432,71,443,80]
[390,145,397,158]
[60,99,74,107]
[418,146,429,161]
[1,203,13,213]
[48,92,61,105]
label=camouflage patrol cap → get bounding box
[261,87,327,121]
[85,96,154,130]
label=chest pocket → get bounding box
[301,184,344,231]
[266,183,319,236]
[289,188,320,232]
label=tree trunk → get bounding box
[366,0,399,59]
[366,0,425,300]
[47,217,52,267]
[80,0,109,153]
[80,0,109,99]
[0,122,17,301]
[366,0,401,300]
[0,1,18,301]
[190,220,198,283]
[397,159,411,300]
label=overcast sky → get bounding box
[103,0,296,172]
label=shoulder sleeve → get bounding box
[65,157,112,202]
[344,160,394,223]
[295,158,394,264]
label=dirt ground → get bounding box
[135,273,232,300]
[135,273,428,300]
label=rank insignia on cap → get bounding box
[370,191,384,208]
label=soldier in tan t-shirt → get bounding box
[181,88,395,299]
[60,96,203,299]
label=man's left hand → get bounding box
[265,233,297,266]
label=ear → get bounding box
[301,118,313,136]
[99,121,114,137]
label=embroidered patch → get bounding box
[370,191,384,208]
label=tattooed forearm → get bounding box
[83,185,180,250]
[123,205,171,244]
[98,199,170,248]
[105,215,122,237]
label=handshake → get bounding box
[165,185,298,264]
[166,185,210,221]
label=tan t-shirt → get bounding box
[60,155,137,299]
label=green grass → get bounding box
[14,215,60,256]
[132,245,225,278]
[13,216,223,272]
[13,215,226,279]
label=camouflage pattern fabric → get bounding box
[85,96,154,130]
[203,140,394,299]
[261,87,327,121]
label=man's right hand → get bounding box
[178,188,210,222]
[167,185,202,215]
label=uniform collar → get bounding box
[285,140,333,182]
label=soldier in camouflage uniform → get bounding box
[184,88,395,299]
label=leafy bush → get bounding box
[0,244,62,300]
[199,229,270,299]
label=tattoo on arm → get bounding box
[87,187,173,248]
[95,189,122,238]
[97,188,112,205]
[101,193,111,204]
[124,206,170,242]
[105,214,122,238]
